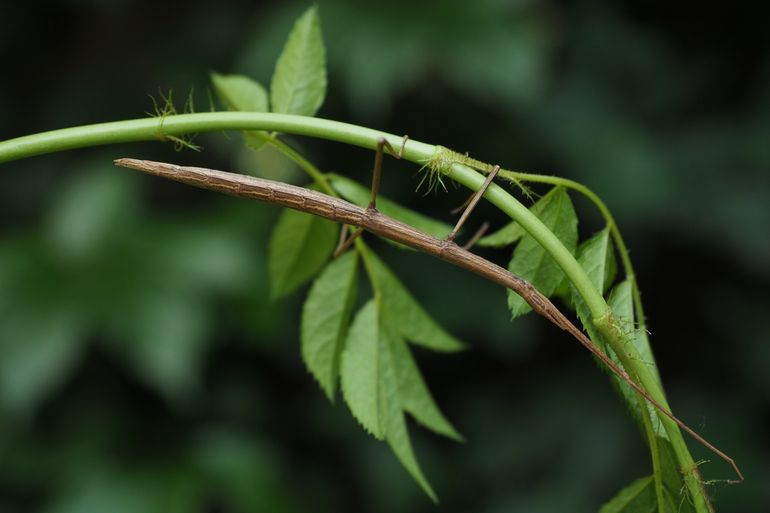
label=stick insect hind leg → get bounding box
[446,164,500,248]
[333,135,408,257]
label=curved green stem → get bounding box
[0,111,708,511]
[496,170,655,368]
[639,401,667,512]
[445,162,609,319]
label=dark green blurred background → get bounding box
[1,1,768,511]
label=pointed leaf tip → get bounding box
[598,476,656,513]
[270,5,327,117]
[390,333,464,441]
[361,249,466,352]
[341,290,459,501]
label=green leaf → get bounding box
[361,248,465,352]
[608,281,659,384]
[569,230,660,436]
[340,300,384,438]
[572,227,616,299]
[608,280,665,440]
[609,280,662,384]
[383,399,438,503]
[606,280,666,437]
[341,298,452,501]
[507,187,578,318]
[267,208,337,299]
[388,330,463,441]
[211,72,268,112]
[657,437,696,513]
[328,174,454,242]
[477,220,525,247]
[270,5,327,116]
[301,250,359,401]
[210,72,270,150]
[598,476,656,513]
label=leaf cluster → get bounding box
[205,6,705,508]
[209,6,467,501]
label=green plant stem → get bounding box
[0,112,434,165]
[494,171,715,510]
[497,170,655,369]
[596,317,710,512]
[445,166,708,511]
[0,112,709,511]
[268,136,332,190]
[497,171,670,510]
[639,402,667,511]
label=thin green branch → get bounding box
[640,375,668,511]
[267,136,332,191]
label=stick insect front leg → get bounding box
[334,135,408,257]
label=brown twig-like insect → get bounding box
[114,142,742,483]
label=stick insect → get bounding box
[115,139,742,484]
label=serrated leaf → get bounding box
[573,227,616,299]
[609,280,661,384]
[270,5,327,116]
[377,323,438,502]
[328,174,454,242]
[507,187,578,317]
[608,281,659,385]
[383,402,438,503]
[569,230,660,436]
[268,208,337,299]
[211,72,271,150]
[340,300,384,438]
[341,298,451,501]
[608,281,666,440]
[657,437,696,513]
[361,248,465,352]
[388,330,463,441]
[301,251,359,401]
[477,220,525,247]
[598,476,656,513]
[605,280,667,438]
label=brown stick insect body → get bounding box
[114,155,742,483]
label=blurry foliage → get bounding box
[1,0,768,512]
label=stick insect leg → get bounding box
[336,135,409,256]
[368,135,408,210]
[334,226,363,258]
[462,221,490,250]
[447,165,500,243]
